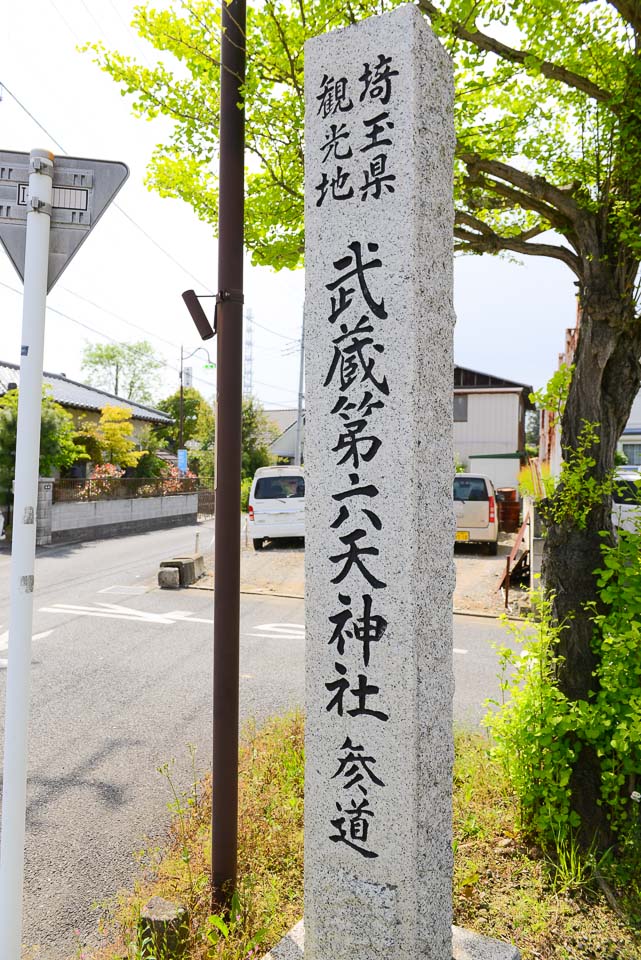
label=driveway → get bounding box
[201,524,521,616]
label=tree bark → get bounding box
[542,262,641,847]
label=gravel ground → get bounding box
[197,525,527,615]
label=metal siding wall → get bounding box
[454,393,519,467]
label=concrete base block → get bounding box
[139,895,189,958]
[261,920,520,960]
[158,567,181,589]
[160,557,197,586]
[453,925,520,960]
[173,553,205,578]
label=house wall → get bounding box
[37,489,198,544]
[454,391,522,468]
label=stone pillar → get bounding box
[304,6,455,960]
[36,478,53,547]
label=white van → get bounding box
[248,465,305,550]
[453,473,500,554]
[612,468,641,536]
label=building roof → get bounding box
[265,407,299,436]
[0,360,172,425]
[454,364,532,392]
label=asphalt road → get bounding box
[0,521,518,958]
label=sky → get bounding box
[0,0,578,411]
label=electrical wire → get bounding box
[0,81,300,343]
[60,286,183,350]
[0,78,301,395]
[0,279,213,390]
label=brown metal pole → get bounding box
[212,0,245,911]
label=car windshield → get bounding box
[613,479,641,504]
[254,476,305,499]
[453,477,488,502]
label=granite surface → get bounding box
[304,5,456,959]
[262,921,521,960]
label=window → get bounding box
[622,443,641,466]
[453,477,489,502]
[453,394,468,422]
[254,476,305,499]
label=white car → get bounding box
[248,465,305,550]
[612,468,641,535]
[453,473,500,554]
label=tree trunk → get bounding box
[542,267,641,848]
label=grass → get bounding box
[453,732,641,960]
[75,718,641,960]
[82,713,304,960]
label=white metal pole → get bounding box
[0,148,53,959]
[294,320,305,466]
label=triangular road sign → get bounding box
[0,151,129,292]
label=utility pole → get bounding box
[294,320,304,466]
[212,0,246,910]
[0,150,53,958]
[0,149,127,959]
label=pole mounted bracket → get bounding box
[214,288,244,334]
[29,156,53,177]
[29,198,52,216]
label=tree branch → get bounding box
[459,150,584,224]
[419,0,613,103]
[462,171,580,247]
[605,0,641,34]
[454,215,583,276]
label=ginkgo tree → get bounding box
[87,0,641,847]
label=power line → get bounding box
[254,377,298,395]
[0,279,214,389]
[0,79,303,343]
[0,80,215,293]
[60,286,182,350]
[252,317,298,342]
[0,79,300,387]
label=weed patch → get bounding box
[76,717,640,960]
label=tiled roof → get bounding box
[0,360,172,424]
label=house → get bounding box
[618,395,641,465]
[267,366,533,491]
[267,408,304,462]
[540,309,641,471]
[0,360,172,475]
[453,365,533,488]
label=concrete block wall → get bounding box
[48,493,198,544]
[36,478,54,546]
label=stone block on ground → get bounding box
[261,921,520,960]
[453,925,520,960]
[139,895,189,958]
[172,553,205,578]
[158,566,180,589]
[160,557,197,586]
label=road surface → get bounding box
[0,521,518,958]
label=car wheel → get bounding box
[487,540,498,556]
[253,538,264,551]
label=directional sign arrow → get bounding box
[0,151,129,292]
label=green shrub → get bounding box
[486,528,641,846]
[241,477,252,513]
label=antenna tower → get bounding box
[243,308,254,397]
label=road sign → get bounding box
[0,151,129,292]
[178,448,188,473]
